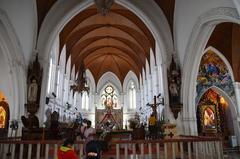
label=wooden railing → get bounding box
[0,136,223,159]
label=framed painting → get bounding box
[200,105,217,133]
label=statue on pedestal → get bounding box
[167,55,183,119]
[22,54,42,131]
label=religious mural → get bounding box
[196,50,234,104]
[203,105,216,129]
[0,98,9,138]
[0,106,6,128]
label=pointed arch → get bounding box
[182,7,240,135]
[66,55,71,77]
[204,46,234,80]
[37,0,173,125]
[0,10,26,131]
[97,72,122,94]
[59,45,66,71]
[123,71,139,92]
[196,87,240,141]
[196,46,235,104]
[71,65,75,81]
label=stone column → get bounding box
[233,82,240,145]
[233,82,240,116]
[10,58,27,136]
[38,56,49,126]
[182,117,198,135]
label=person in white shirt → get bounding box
[84,120,96,143]
[81,119,96,158]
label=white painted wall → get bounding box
[0,0,37,65]
[233,0,240,15]
[0,13,27,136]
[174,0,235,66]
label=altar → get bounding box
[96,84,123,129]
[95,108,123,129]
[162,123,177,138]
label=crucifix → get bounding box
[146,94,164,119]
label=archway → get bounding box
[0,92,10,138]
[0,10,26,136]
[194,46,240,143]
[37,0,173,125]
[182,7,240,135]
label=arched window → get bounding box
[47,58,53,94]
[101,85,118,109]
[128,81,136,109]
[82,91,89,110]
[56,69,61,98]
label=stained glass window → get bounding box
[128,81,136,109]
[47,58,52,94]
[56,69,61,98]
[82,91,89,110]
[101,85,118,109]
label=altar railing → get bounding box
[0,136,223,159]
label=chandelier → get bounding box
[94,0,114,16]
[70,65,89,95]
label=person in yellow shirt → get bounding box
[148,113,157,139]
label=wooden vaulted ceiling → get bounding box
[36,0,176,84]
[59,3,155,83]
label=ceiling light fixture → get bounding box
[94,0,114,16]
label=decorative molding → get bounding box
[198,7,240,21]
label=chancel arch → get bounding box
[37,0,173,125]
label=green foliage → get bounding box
[157,118,166,138]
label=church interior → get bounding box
[0,0,240,158]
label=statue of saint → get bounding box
[169,79,179,103]
[28,79,38,102]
